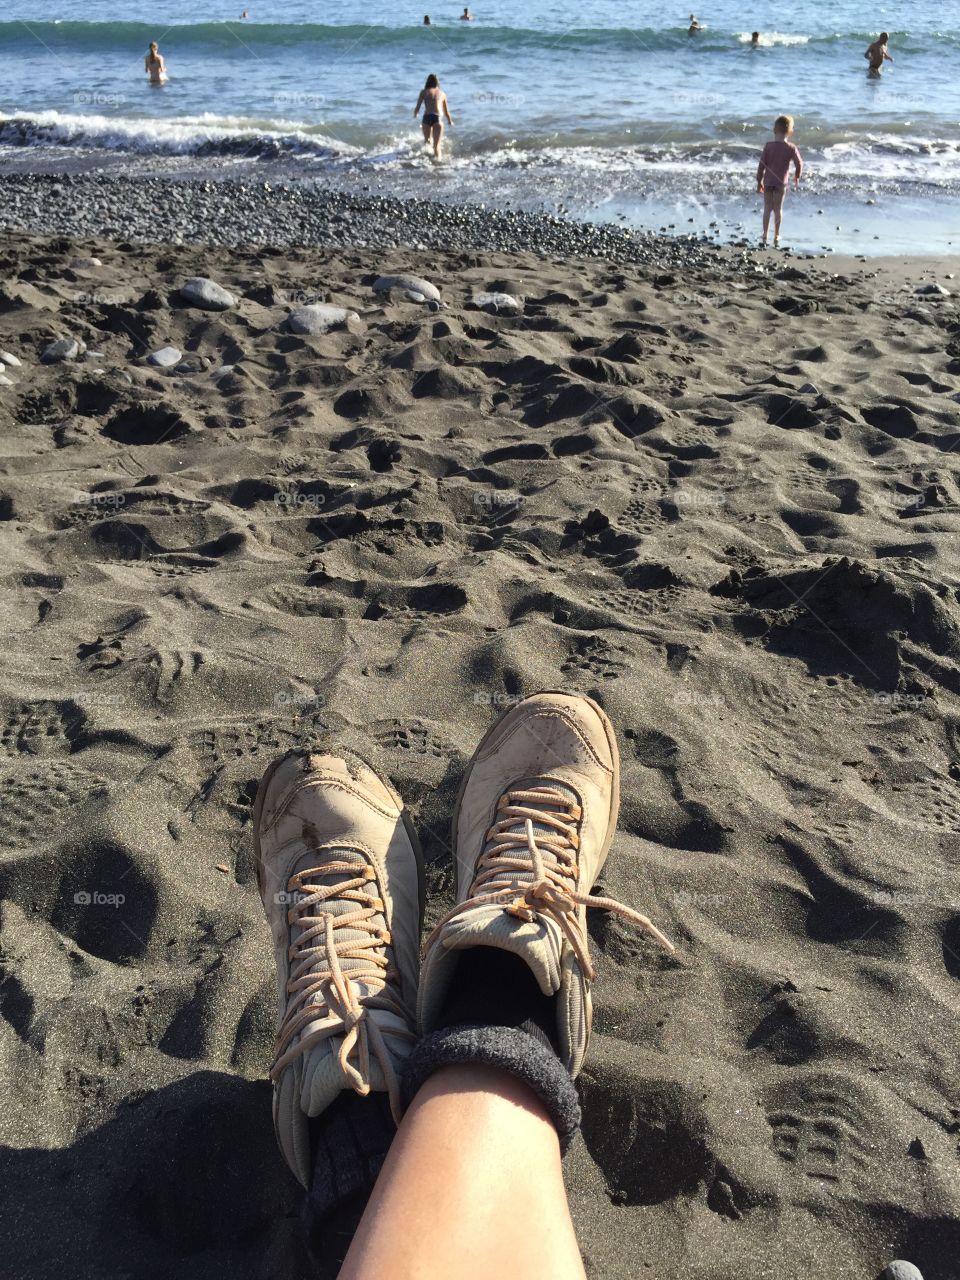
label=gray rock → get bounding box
[373,273,441,303]
[286,303,359,335]
[0,351,22,367]
[881,1262,924,1280]
[148,345,183,368]
[70,256,102,270]
[180,276,237,310]
[474,290,523,314]
[41,336,85,363]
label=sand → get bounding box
[0,232,958,1280]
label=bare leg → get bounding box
[340,1064,586,1280]
[431,121,444,158]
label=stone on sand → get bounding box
[180,276,237,310]
[881,1263,924,1280]
[372,273,441,303]
[0,351,22,367]
[42,336,86,363]
[285,303,360,335]
[473,290,523,314]
[148,345,183,368]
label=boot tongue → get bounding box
[438,779,579,997]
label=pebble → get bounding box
[373,273,442,302]
[41,336,85,363]
[881,1263,924,1280]
[474,290,523,314]
[0,173,773,276]
[180,276,237,311]
[148,345,183,368]
[0,351,22,367]
[285,303,359,335]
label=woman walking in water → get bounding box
[414,73,453,159]
[144,42,167,85]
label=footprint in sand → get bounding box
[371,718,450,759]
[0,762,108,849]
[766,1073,871,1189]
[0,701,86,757]
[560,634,626,681]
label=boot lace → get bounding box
[271,845,412,1121]
[427,785,673,974]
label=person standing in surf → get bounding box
[864,32,893,74]
[414,73,454,160]
[756,113,803,247]
[144,42,167,85]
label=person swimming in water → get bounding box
[144,42,167,85]
[414,72,454,159]
[864,32,893,73]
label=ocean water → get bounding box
[0,0,957,254]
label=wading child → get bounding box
[756,114,803,247]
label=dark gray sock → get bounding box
[401,1022,581,1153]
[304,1089,394,1249]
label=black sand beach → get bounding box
[0,183,959,1279]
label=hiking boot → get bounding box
[254,750,424,1186]
[418,692,672,1077]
